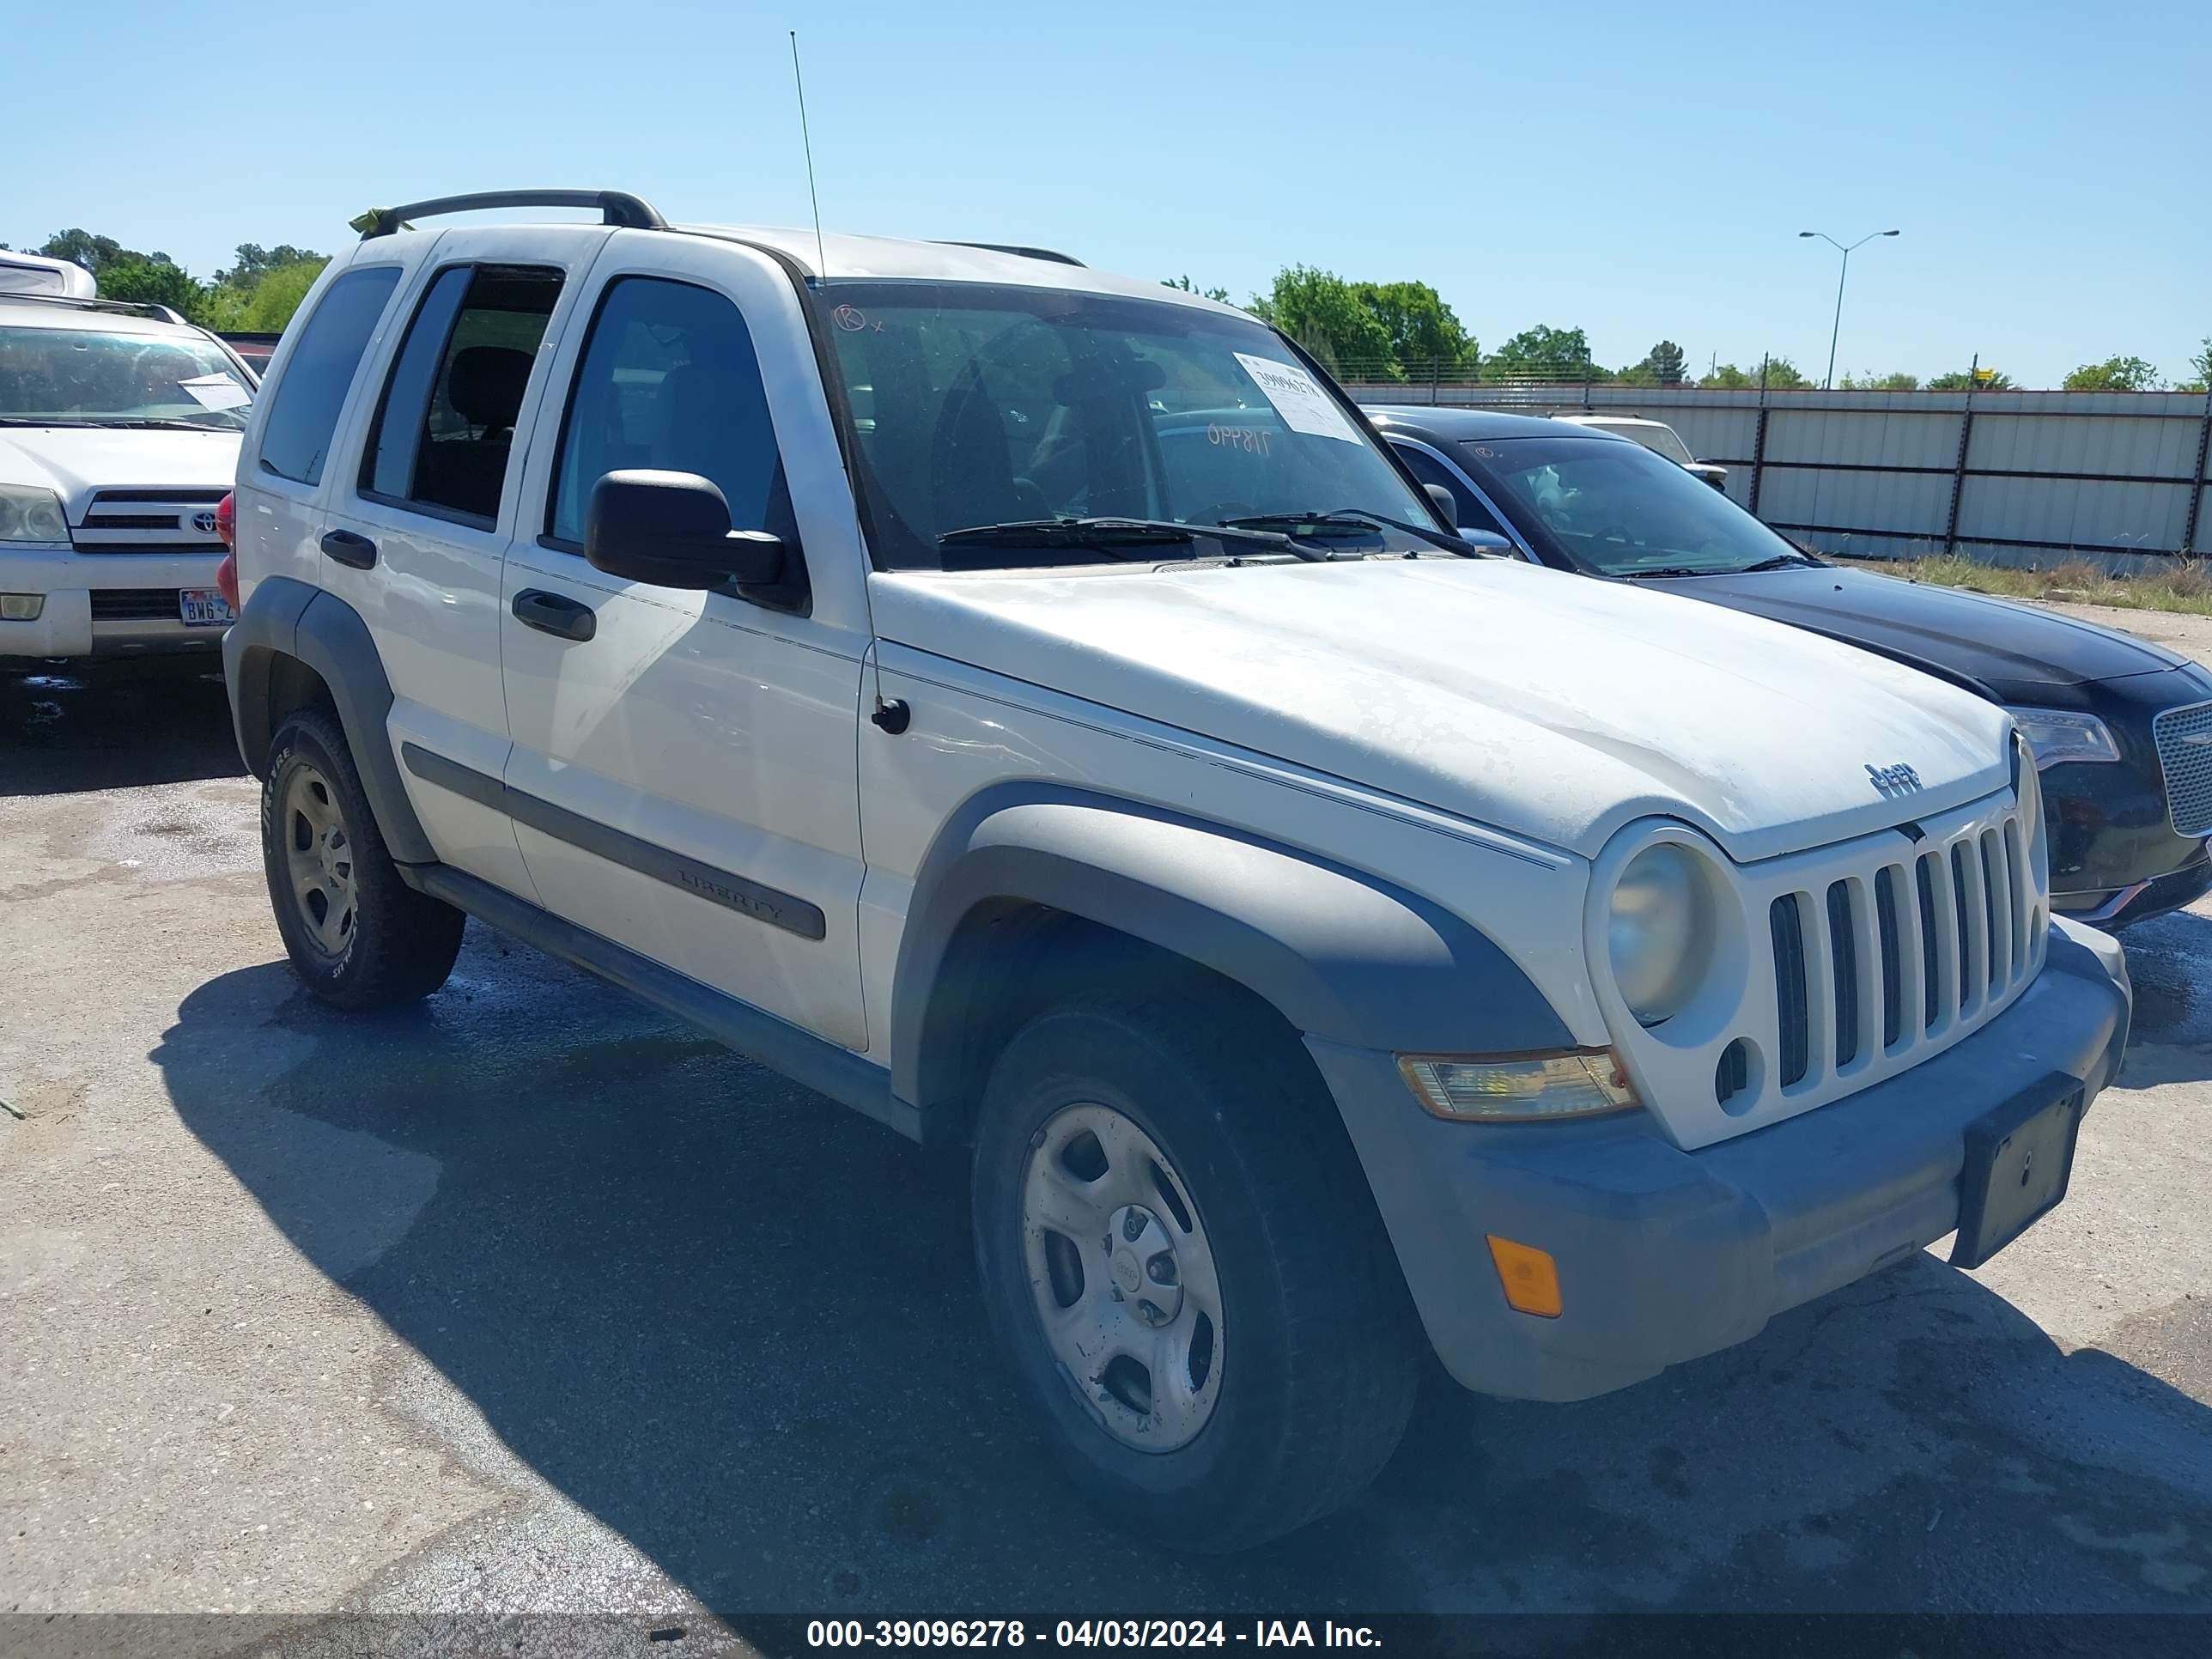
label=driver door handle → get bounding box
[319,529,377,569]
[511,588,597,642]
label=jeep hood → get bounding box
[872,557,2013,863]
[0,426,241,519]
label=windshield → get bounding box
[1462,434,1802,577]
[0,325,253,430]
[820,282,1436,568]
[1595,421,1694,465]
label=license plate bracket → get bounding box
[1949,1075,2083,1269]
[179,587,235,627]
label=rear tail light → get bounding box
[216,552,240,612]
[214,490,236,550]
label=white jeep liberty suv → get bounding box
[222,190,2131,1553]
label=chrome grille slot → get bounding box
[2151,699,2212,837]
[1827,882,1860,1070]
[1874,866,1904,1050]
[1771,894,1809,1087]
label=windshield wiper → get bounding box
[1736,550,1822,572]
[937,516,1334,562]
[78,417,238,432]
[1220,509,1502,559]
[1616,566,1723,580]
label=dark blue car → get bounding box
[1370,405,2212,929]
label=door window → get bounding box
[1392,443,1510,538]
[545,276,793,549]
[256,265,401,485]
[359,264,563,525]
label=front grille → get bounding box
[1765,804,2038,1092]
[70,488,228,555]
[89,588,180,621]
[2152,699,2212,837]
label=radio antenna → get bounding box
[789,31,828,278]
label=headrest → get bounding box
[447,346,533,429]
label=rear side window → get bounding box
[546,276,792,548]
[359,264,562,525]
[256,266,401,485]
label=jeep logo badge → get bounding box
[1867,762,1923,796]
[191,510,220,534]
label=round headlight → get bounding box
[1607,842,1717,1025]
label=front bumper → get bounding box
[0,544,229,667]
[1309,916,2131,1403]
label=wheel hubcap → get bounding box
[1020,1103,1223,1452]
[281,763,356,959]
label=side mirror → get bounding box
[586,470,785,591]
[1456,529,1513,556]
[1422,483,1460,527]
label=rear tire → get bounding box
[261,708,464,1010]
[970,985,1420,1553]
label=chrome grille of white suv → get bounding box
[2152,699,2212,837]
[70,489,228,555]
[1599,782,2047,1151]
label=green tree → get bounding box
[1247,266,1398,378]
[2176,337,2211,393]
[1840,370,1920,390]
[1700,356,1807,390]
[1482,324,1597,383]
[1639,339,1687,385]
[1351,280,1474,378]
[1926,367,2015,390]
[236,259,328,331]
[217,243,324,289]
[2063,356,2163,392]
[36,228,130,275]
[97,256,208,319]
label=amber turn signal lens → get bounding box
[1486,1235,1562,1318]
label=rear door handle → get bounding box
[319,529,378,569]
[512,588,598,642]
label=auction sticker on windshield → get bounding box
[1233,353,1362,445]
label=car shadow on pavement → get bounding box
[152,933,2212,1624]
[0,666,243,795]
[2117,904,2212,1078]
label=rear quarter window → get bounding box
[256,265,402,486]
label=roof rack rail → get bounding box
[353,190,665,240]
[936,241,1085,268]
[0,291,189,325]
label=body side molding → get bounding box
[399,744,829,941]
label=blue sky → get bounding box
[13,0,2209,386]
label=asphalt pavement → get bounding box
[3,618,2209,1652]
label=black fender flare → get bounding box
[891,783,1575,1131]
[221,575,435,863]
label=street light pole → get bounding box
[1799,229,1900,389]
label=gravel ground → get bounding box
[3,619,2209,1652]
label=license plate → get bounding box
[179,588,235,627]
[1949,1079,2083,1269]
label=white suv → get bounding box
[0,293,254,671]
[222,190,2130,1553]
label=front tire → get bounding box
[260,708,464,1010]
[971,987,1419,1553]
